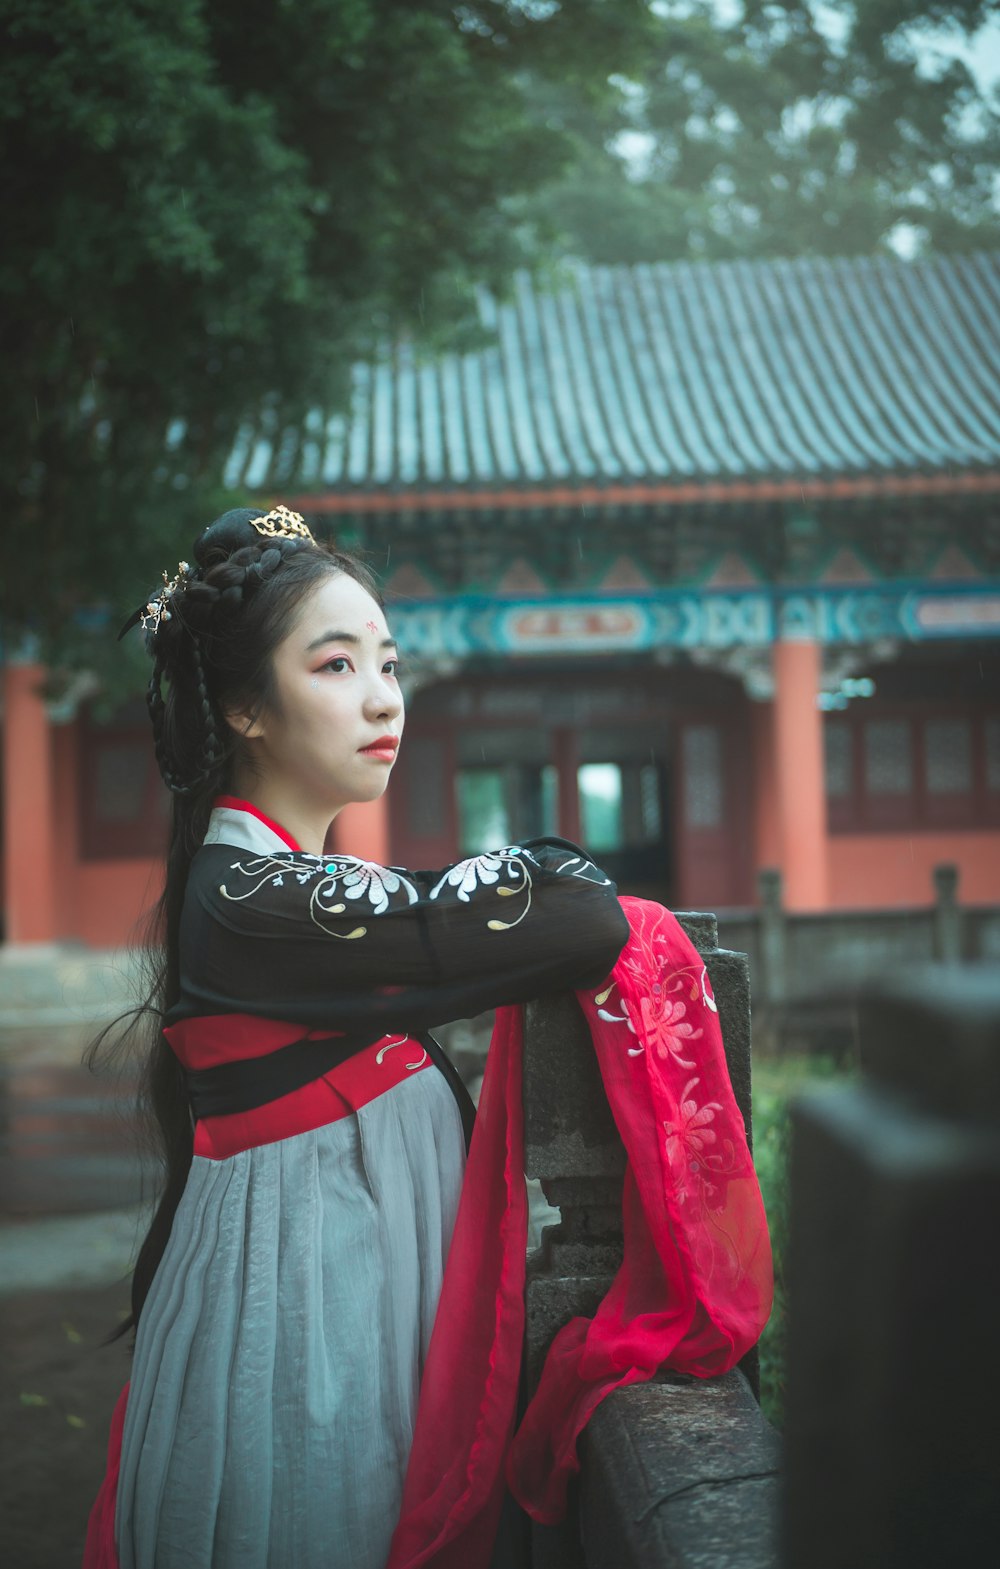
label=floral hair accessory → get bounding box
[118,562,191,640]
[247,504,316,544]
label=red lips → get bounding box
[359,735,399,754]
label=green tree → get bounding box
[515,0,1000,264]
[0,0,651,675]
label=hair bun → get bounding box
[193,509,266,569]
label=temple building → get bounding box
[3,250,1000,949]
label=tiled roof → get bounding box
[225,251,1000,498]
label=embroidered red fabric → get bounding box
[83,897,771,1568]
[385,896,773,1565]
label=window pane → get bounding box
[864,720,913,796]
[682,726,723,828]
[985,719,1000,794]
[456,770,509,853]
[925,719,972,795]
[579,763,624,851]
[824,721,853,799]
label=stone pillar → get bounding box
[782,967,1000,1568]
[932,863,962,962]
[757,868,787,1008]
[329,792,390,863]
[2,662,57,944]
[772,638,828,910]
[522,913,757,1568]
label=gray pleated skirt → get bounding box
[115,1067,467,1569]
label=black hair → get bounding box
[87,508,383,1341]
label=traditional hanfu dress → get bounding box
[86,796,772,1569]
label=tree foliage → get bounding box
[2,0,997,680]
[0,0,649,669]
[515,0,1000,264]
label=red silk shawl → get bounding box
[386,894,772,1566]
[84,897,772,1569]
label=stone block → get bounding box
[782,966,1000,1568]
[706,947,753,1146]
[859,963,1000,1122]
[580,1370,780,1569]
[523,993,624,1182]
[524,1270,615,1392]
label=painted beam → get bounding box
[386,584,1000,658]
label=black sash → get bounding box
[184,1029,478,1154]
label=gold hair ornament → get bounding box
[139,562,190,636]
[247,505,316,544]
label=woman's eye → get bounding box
[383,659,400,677]
[322,657,351,674]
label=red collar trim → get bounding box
[213,795,303,853]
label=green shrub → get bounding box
[752,1055,850,1426]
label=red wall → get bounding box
[827,831,1000,909]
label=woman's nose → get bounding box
[365,676,403,721]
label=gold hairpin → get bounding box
[247,505,316,544]
[140,561,190,635]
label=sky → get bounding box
[920,22,1000,94]
[663,0,1000,93]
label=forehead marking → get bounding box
[366,620,378,633]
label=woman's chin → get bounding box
[343,771,394,805]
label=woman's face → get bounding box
[236,571,404,817]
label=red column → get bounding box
[2,662,57,943]
[772,639,829,911]
[553,728,580,843]
[751,699,781,880]
[330,794,390,864]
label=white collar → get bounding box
[203,799,303,857]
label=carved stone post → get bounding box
[757,868,787,1008]
[522,913,755,1568]
[931,862,962,963]
[782,966,1000,1569]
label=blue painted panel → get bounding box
[388,584,1000,657]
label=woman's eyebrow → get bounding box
[305,629,398,653]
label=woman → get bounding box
[86,505,771,1569]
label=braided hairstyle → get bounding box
[146,509,381,798]
[94,508,384,1340]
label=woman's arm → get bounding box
[175,837,630,1034]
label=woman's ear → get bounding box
[221,704,266,742]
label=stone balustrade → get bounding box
[521,913,778,1569]
[782,964,1000,1569]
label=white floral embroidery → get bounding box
[329,859,418,916]
[217,840,610,940]
[659,1069,741,1222]
[429,847,535,930]
[426,842,613,932]
[594,963,711,1063]
[700,965,718,1013]
[429,849,522,901]
[219,853,419,939]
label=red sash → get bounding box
[85,898,772,1568]
[384,897,772,1564]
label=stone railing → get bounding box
[521,909,1000,1568]
[717,864,1000,1055]
[521,914,779,1569]
[782,963,1000,1569]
